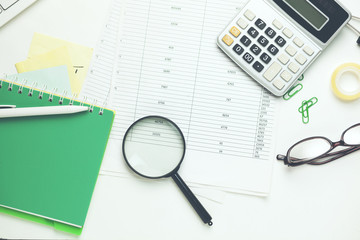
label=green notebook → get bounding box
[0,79,115,235]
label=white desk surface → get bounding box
[1,0,360,239]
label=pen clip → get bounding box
[0,105,16,109]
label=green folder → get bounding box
[0,79,115,235]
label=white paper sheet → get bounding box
[81,0,279,195]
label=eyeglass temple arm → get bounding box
[276,154,286,161]
[276,154,303,166]
[277,145,360,166]
[309,145,360,165]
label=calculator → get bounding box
[217,0,351,96]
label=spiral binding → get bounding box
[99,101,105,116]
[0,77,107,115]
[0,74,6,88]
[38,84,47,99]
[89,99,97,113]
[59,90,67,105]
[28,82,37,96]
[7,77,16,91]
[18,79,27,94]
[99,87,111,116]
[48,88,57,102]
[69,93,78,105]
[80,96,87,107]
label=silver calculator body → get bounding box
[217,0,351,96]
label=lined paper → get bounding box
[80,0,123,105]
[81,0,279,194]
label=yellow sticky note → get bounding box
[28,33,94,94]
[15,46,79,93]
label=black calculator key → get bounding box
[257,35,269,47]
[265,27,276,38]
[250,44,261,55]
[247,27,259,38]
[243,52,254,64]
[233,44,244,55]
[267,44,279,55]
[255,18,266,30]
[253,61,264,72]
[260,53,271,64]
[275,36,286,47]
[240,35,252,47]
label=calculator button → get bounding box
[275,36,286,47]
[263,62,282,81]
[237,17,248,29]
[244,9,256,21]
[280,70,292,82]
[288,62,300,73]
[248,27,259,38]
[253,61,264,72]
[273,79,285,90]
[285,45,297,56]
[257,36,269,47]
[295,54,307,65]
[272,19,283,30]
[240,35,252,46]
[255,18,266,30]
[250,44,261,55]
[267,44,279,55]
[260,53,271,64]
[303,46,314,56]
[283,28,294,38]
[243,52,255,64]
[278,53,289,65]
[222,34,234,46]
[230,26,241,37]
[293,37,304,48]
[233,44,244,55]
[265,27,276,38]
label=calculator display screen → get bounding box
[274,0,350,44]
[282,0,327,29]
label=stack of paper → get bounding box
[80,0,279,198]
[12,33,93,95]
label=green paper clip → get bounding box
[298,97,318,113]
[283,83,303,100]
[298,97,318,124]
[298,74,304,81]
[300,100,310,124]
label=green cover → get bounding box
[0,80,115,235]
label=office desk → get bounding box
[1,0,360,239]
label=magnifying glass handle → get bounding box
[172,173,213,226]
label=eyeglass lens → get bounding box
[288,138,332,160]
[343,124,360,145]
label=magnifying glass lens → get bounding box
[123,116,185,178]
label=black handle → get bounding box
[171,173,213,226]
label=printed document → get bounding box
[81,0,279,195]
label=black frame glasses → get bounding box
[277,123,360,167]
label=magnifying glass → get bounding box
[122,115,213,226]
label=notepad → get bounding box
[15,46,78,93]
[27,33,94,94]
[0,79,115,235]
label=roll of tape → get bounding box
[331,63,360,101]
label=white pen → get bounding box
[0,105,89,118]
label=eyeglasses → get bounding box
[277,123,360,167]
